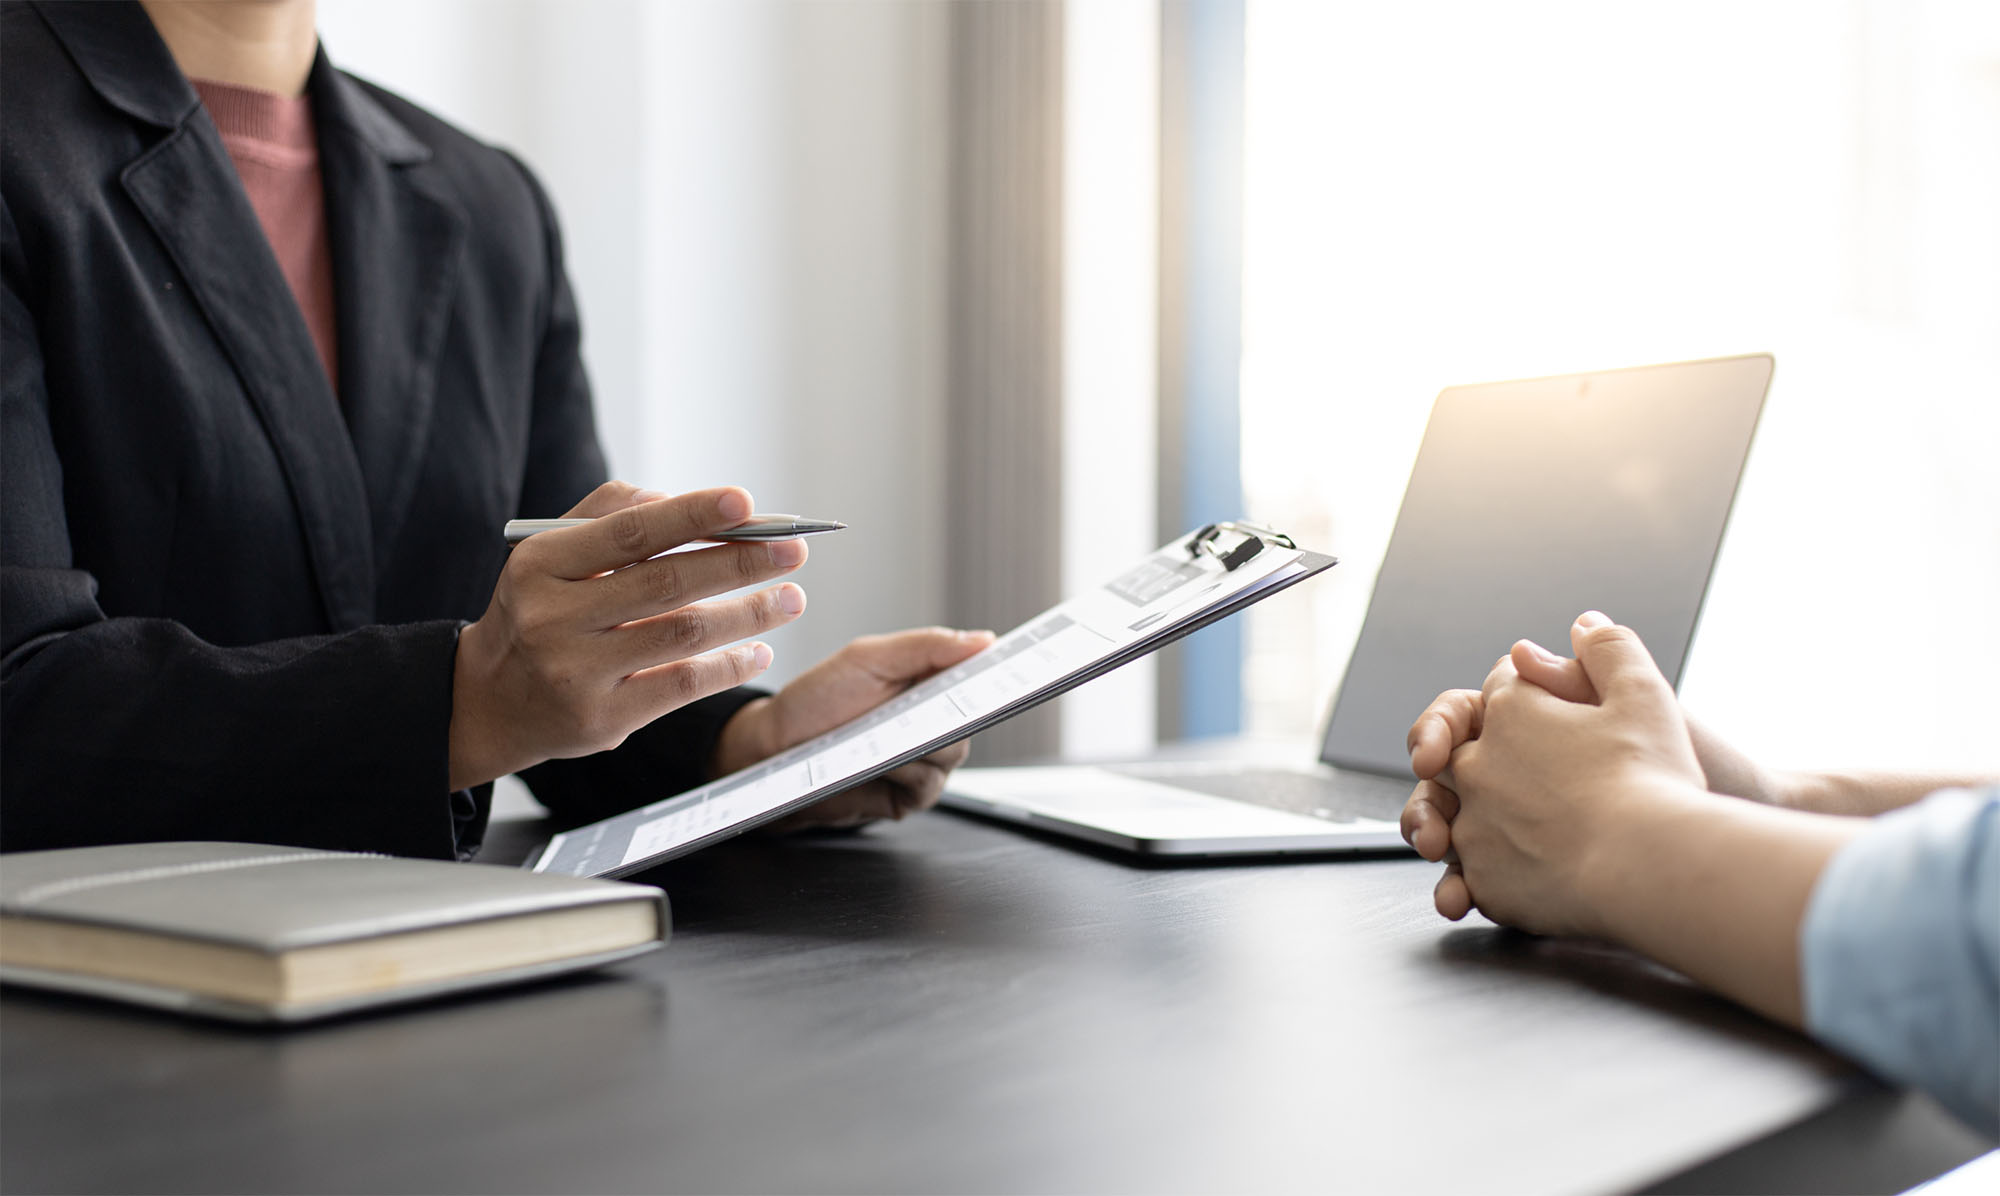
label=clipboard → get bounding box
[532,522,1336,878]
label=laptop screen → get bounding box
[1319,355,1772,776]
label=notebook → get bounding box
[0,841,668,1022]
[941,354,1773,857]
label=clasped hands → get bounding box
[451,481,991,827]
[1398,610,1726,936]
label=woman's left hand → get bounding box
[713,627,996,829]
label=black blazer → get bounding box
[1,0,755,857]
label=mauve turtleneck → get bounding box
[191,77,339,394]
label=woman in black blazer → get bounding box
[0,0,985,858]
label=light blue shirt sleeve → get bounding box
[1800,787,1999,1133]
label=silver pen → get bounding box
[504,514,848,545]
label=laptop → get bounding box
[941,354,1773,857]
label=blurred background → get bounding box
[318,0,1999,779]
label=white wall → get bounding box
[317,0,951,695]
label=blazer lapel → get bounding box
[312,63,467,572]
[120,129,376,630]
[44,3,465,619]
[62,2,381,632]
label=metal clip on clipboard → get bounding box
[1188,521,1298,572]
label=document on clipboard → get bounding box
[531,523,1336,878]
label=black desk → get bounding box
[3,812,1990,1194]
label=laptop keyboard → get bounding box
[1102,766,1410,824]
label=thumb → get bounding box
[1569,611,1671,704]
[768,627,995,744]
[845,626,995,685]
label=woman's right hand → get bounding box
[447,482,808,790]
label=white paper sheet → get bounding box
[535,527,1316,877]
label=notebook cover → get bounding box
[0,842,667,1021]
[0,841,664,950]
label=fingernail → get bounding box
[1576,610,1611,630]
[768,539,807,567]
[777,584,806,616]
[632,488,668,503]
[1521,639,1563,665]
[718,490,752,521]
[1409,824,1424,856]
[749,642,774,670]
[960,629,996,643]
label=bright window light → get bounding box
[1060,0,1161,758]
[1241,0,2000,771]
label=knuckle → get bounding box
[608,507,650,555]
[734,545,767,583]
[533,649,580,688]
[675,494,720,543]
[727,647,765,686]
[1400,794,1424,830]
[647,563,685,610]
[695,650,752,698]
[662,607,709,656]
[513,603,562,648]
[489,582,525,627]
[506,539,549,575]
[663,660,707,704]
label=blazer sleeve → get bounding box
[491,153,765,830]
[0,196,467,859]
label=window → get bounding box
[1240,0,2000,769]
